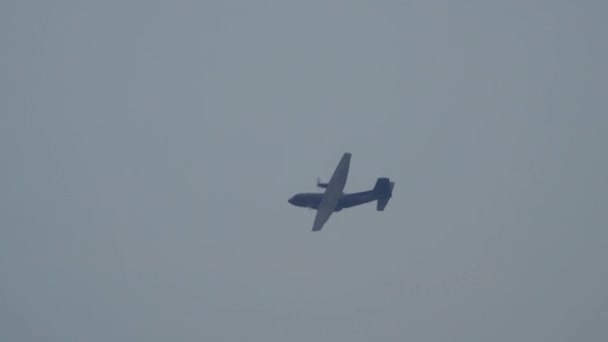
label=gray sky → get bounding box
[2,1,607,341]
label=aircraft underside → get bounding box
[287,152,394,231]
[291,191,378,211]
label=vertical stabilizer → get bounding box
[373,178,394,211]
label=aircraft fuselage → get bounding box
[288,190,378,212]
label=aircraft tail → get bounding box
[372,177,394,211]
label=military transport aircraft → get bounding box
[288,152,394,231]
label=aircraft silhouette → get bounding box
[288,153,394,231]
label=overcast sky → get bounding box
[2,1,607,341]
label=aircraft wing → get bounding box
[312,152,351,231]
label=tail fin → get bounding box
[373,177,394,211]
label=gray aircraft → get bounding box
[288,152,394,231]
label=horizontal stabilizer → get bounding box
[377,197,390,211]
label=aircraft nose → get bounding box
[288,196,296,205]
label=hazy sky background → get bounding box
[2,1,607,341]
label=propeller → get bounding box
[316,177,328,189]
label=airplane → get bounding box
[288,152,394,231]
